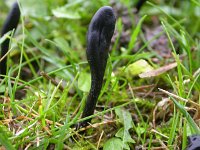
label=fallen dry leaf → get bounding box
[139,62,177,78]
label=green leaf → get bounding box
[52,1,84,19]
[115,108,133,131]
[0,85,6,93]
[78,72,91,92]
[124,59,154,77]
[20,0,48,17]
[52,6,81,19]
[116,127,135,144]
[103,138,123,150]
[136,126,146,135]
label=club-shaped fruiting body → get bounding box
[0,2,20,77]
[78,6,116,127]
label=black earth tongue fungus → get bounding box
[76,6,116,129]
[186,135,200,150]
[0,2,20,78]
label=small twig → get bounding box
[25,104,63,127]
[76,120,116,132]
[158,139,169,150]
[43,126,52,136]
[30,112,63,127]
[143,83,157,98]
[97,131,104,149]
[158,88,200,107]
[84,132,98,139]
[194,67,200,78]
[63,145,73,150]
[0,43,13,62]
[132,84,156,91]
[36,129,40,147]
[40,71,64,91]
[152,105,157,128]
[184,67,200,84]
[24,143,31,150]
[151,129,169,139]
[71,102,81,119]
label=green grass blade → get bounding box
[0,127,15,150]
[171,97,200,134]
[127,15,147,53]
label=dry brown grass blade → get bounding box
[158,88,200,108]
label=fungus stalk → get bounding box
[0,2,20,77]
[78,6,116,127]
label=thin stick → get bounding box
[77,120,116,132]
[97,131,104,149]
[40,71,64,91]
[151,129,169,139]
[158,88,200,107]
